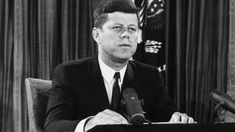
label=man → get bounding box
[44,0,195,132]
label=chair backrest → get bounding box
[25,78,52,132]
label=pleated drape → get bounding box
[1,0,15,131]
[1,0,96,131]
[166,0,229,123]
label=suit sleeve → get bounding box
[148,68,177,122]
[44,65,80,132]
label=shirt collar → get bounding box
[98,55,127,85]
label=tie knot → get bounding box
[114,72,120,81]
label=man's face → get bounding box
[93,11,139,63]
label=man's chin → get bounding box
[112,52,135,62]
[115,56,132,63]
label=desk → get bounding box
[88,123,235,132]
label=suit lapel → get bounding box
[122,61,143,99]
[122,61,137,91]
[88,56,111,110]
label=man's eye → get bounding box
[129,27,137,32]
[112,26,122,30]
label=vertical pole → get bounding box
[13,0,23,131]
[228,0,235,99]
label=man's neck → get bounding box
[99,55,128,71]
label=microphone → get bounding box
[122,88,149,125]
[209,90,235,114]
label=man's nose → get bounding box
[120,28,130,39]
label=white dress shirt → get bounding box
[75,56,127,132]
[98,56,127,103]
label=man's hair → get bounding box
[93,0,139,28]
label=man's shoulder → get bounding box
[54,56,96,71]
[130,60,159,72]
[129,60,164,85]
[61,56,94,65]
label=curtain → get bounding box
[0,0,96,131]
[0,0,15,131]
[166,0,229,123]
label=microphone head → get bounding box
[209,90,235,114]
[122,87,137,97]
[209,90,225,104]
[122,88,146,125]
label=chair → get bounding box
[25,78,52,132]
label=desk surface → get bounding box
[88,123,235,132]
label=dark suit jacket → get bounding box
[44,55,177,132]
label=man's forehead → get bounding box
[106,12,138,25]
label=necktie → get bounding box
[111,72,121,112]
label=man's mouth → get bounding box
[119,44,131,47]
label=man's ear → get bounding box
[92,27,101,44]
